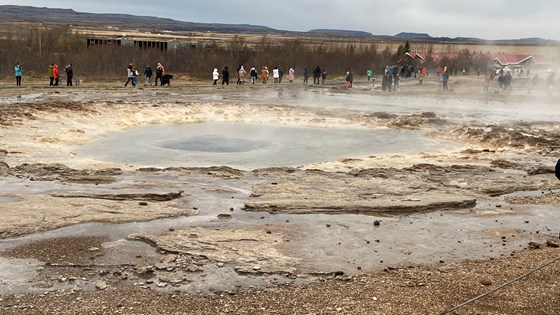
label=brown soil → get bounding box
[1,246,558,315]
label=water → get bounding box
[76,122,453,169]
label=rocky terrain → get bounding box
[0,77,559,314]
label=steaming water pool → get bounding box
[77,122,452,169]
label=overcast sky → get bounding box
[4,0,560,40]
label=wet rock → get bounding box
[217,213,232,220]
[139,202,148,206]
[50,191,183,202]
[546,240,559,248]
[373,220,380,227]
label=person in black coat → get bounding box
[144,65,153,86]
[222,66,230,85]
[65,64,73,86]
[313,66,321,84]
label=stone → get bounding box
[136,265,154,274]
[373,220,380,227]
[480,279,493,286]
[155,262,175,271]
[95,280,107,290]
[546,240,559,248]
[161,254,178,264]
[217,213,232,219]
[528,242,541,250]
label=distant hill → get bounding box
[1,5,558,45]
[394,32,431,39]
[394,31,559,45]
[0,5,275,33]
[308,29,373,37]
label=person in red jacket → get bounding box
[53,63,60,86]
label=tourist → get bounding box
[155,63,165,86]
[261,66,268,84]
[278,66,284,84]
[345,70,353,88]
[393,73,399,91]
[386,67,392,91]
[366,68,372,81]
[303,67,309,84]
[313,66,321,84]
[272,66,280,83]
[442,69,449,91]
[144,65,153,86]
[212,68,219,86]
[418,68,425,85]
[65,64,73,86]
[503,71,512,90]
[236,64,242,84]
[238,65,246,85]
[131,65,138,86]
[321,69,327,84]
[48,64,54,86]
[14,63,22,86]
[222,66,229,85]
[124,63,133,87]
[483,72,491,92]
[53,63,60,86]
[250,66,257,84]
[288,66,295,83]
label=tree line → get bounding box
[0,26,492,80]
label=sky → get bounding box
[3,0,560,40]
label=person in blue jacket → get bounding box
[14,63,22,86]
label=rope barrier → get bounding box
[439,255,560,315]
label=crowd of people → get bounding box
[9,61,553,94]
[125,62,167,87]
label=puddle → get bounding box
[76,122,453,169]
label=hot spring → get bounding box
[76,122,452,169]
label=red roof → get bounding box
[404,52,548,65]
[493,54,532,65]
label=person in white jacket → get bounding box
[272,66,280,84]
[212,68,219,86]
